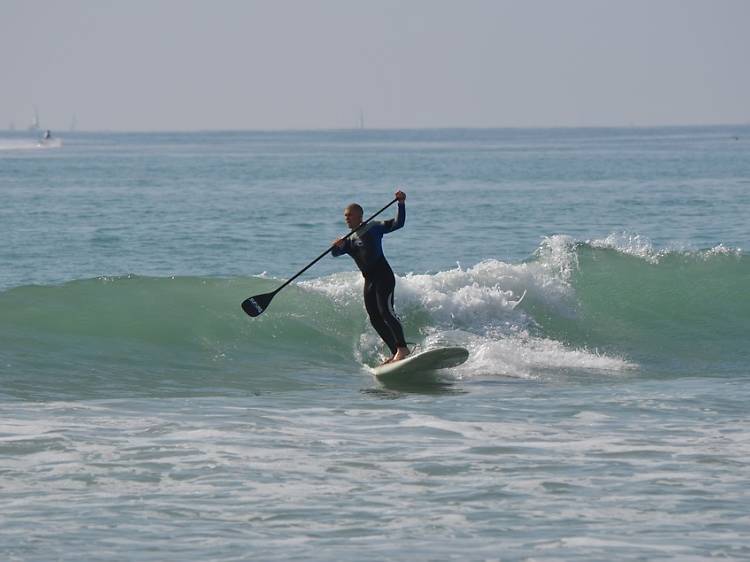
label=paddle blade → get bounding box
[241,291,276,317]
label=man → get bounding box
[332,190,410,364]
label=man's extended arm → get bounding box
[383,190,406,233]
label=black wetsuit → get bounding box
[332,202,407,354]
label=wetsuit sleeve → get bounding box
[382,202,405,233]
[331,240,349,257]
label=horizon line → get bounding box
[2,122,750,135]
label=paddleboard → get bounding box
[371,346,469,379]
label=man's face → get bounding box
[344,208,362,229]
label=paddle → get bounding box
[242,197,399,317]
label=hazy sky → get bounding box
[2,0,749,131]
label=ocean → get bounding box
[1,126,749,560]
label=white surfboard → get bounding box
[371,346,469,379]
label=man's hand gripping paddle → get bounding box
[242,198,398,317]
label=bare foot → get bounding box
[392,347,411,362]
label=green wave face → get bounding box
[537,245,750,371]
[0,276,363,400]
[1,244,747,400]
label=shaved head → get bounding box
[344,203,363,229]
[345,203,363,217]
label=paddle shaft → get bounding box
[271,197,399,295]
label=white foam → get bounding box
[462,332,635,378]
[398,265,530,328]
[0,138,63,151]
[305,250,572,326]
[533,234,580,284]
[302,247,636,377]
[589,232,661,263]
[701,243,743,259]
[589,232,743,263]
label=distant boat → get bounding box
[37,129,63,149]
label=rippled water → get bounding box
[4,377,748,560]
[1,127,749,560]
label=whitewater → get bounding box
[1,127,749,560]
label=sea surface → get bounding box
[1,126,749,560]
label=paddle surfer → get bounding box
[332,191,410,364]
